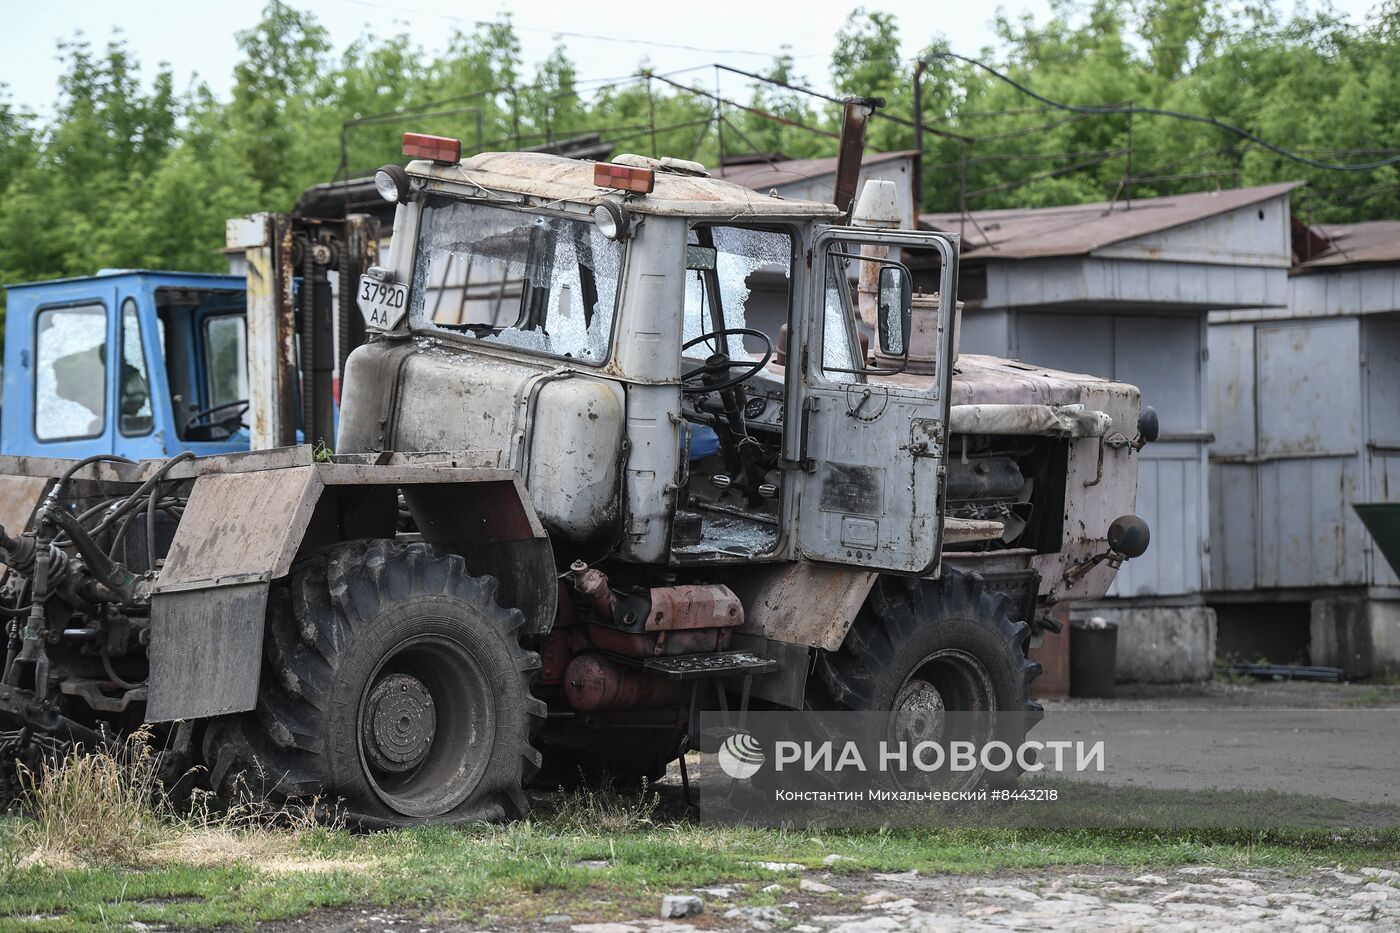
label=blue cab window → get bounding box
[36,304,108,441]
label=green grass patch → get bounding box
[4,791,1400,932]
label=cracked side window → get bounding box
[36,303,108,442]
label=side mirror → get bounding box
[876,265,912,356]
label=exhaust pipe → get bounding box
[833,96,885,221]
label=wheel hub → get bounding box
[363,673,436,773]
[892,679,947,745]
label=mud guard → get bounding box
[146,458,555,722]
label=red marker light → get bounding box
[402,133,461,164]
[593,162,655,194]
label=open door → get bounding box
[789,226,958,575]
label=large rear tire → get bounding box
[203,540,544,825]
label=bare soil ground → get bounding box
[256,861,1400,932]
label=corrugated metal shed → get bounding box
[921,183,1300,261]
[920,183,1298,313]
[1209,221,1400,600]
[940,184,1300,604]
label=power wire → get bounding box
[929,50,1400,172]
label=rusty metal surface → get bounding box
[238,212,299,449]
[730,561,877,652]
[413,152,843,220]
[1300,221,1400,270]
[645,584,744,631]
[833,98,881,218]
[155,467,322,591]
[920,182,1300,260]
[146,581,267,721]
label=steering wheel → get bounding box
[185,399,250,432]
[681,328,774,395]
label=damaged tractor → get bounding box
[0,107,1151,822]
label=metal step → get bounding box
[641,650,778,680]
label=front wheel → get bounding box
[203,540,544,825]
[813,570,1040,788]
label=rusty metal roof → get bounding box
[410,151,843,220]
[713,150,917,194]
[1298,220,1400,270]
[920,182,1302,260]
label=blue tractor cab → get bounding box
[2,270,251,459]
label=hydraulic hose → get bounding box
[42,508,141,603]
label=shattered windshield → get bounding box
[409,196,622,364]
[682,225,792,362]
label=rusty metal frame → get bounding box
[230,212,300,449]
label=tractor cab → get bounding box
[2,270,251,459]
[345,146,958,575]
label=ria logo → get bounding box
[717,732,765,779]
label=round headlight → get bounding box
[374,164,410,204]
[592,199,630,240]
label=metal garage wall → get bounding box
[1208,321,1257,590]
[1209,316,1377,592]
[1254,318,1369,588]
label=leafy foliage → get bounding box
[1,0,1398,327]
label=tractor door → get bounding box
[789,226,959,575]
[14,281,120,459]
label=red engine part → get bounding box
[549,569,749,701]
[645,584,743,630]
[564,653,686,712]
[587,622,732,658]
[569,560,616,619]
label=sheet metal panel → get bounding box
[146,581,267,721]
[1256,456,1368,589]
[1014,312,1114,378]
[1110,445,1202,597]
[1207,321,1256,457]
[990,258,1286,311]
[156,466,322,590]
[1210,462,1257,591]
[1256,319,1360,458]
[957,308,1012,358]
[1091,196,1292,268]
[1112,315,1203,434]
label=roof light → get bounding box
[402,132,461,164]
[373,164,411,203]
[594,162,655,194]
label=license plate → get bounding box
[357,276,409,330]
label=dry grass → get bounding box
[14,728,169,865]
[537,778,663,835]
[8,728,351,871]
